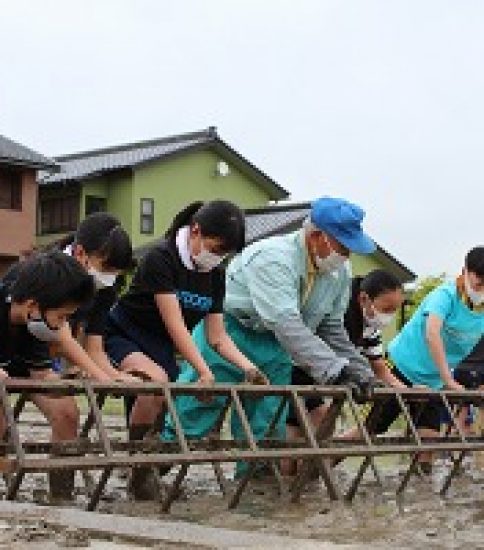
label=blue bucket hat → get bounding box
[310,196,376,254]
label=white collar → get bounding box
[176,226,196,270]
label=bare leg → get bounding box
[118,353,168,500]
[118,352,167,427]
[29,369,80,500]
[29,369,79,442]
[280,424,303,476]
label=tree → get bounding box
[400,274,447,327]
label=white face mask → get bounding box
[465,272,484,306]
[88,267,117,290]
[314,251,347,273]
[314,235,347,273]
[365,308,395,329]
[27,315,60,342]
[192,244,226,272]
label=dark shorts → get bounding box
[104,305,179,381]
[286,366,442,433]
[365,369,442,434]
[286,366,326,426]
[454,362,484,388]
[1,359,54,378]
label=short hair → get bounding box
[358,269,402,299]
[465,247,484,278]
[52,213,134,270]
[9,251,95,311]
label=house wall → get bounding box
[38,149,272,249]
[131,149,271,248]
[0,168,37,262]
[36,185,81,247]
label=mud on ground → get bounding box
[4,409,484,549]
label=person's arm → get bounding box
[316,316,373,381]
[84,334,137,382]
[56,324,113,382]
[155,294,214,384]
[426,314,463,390]
[204,313,268,384]
[370,357,406,388]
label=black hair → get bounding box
[358,269,402,299]
[465,247,484,278]
[52,213,134,270]
[344,270,402,344]
[9,251,95,311]
[165,200,245,253]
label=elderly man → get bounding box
[163,196,377,473]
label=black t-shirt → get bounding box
[117,238,225,339]
[0,284,52,373]
[70,286,117,336]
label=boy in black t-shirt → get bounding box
[38,212,136,382]
[0,252,94,499]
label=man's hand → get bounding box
[348,378,384,404]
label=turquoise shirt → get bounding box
[388,281,484,389]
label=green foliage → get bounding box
[401,274,447,325]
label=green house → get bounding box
[37,127,288,248]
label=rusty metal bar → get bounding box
[228,394,288,509]
[344,389,383,501]
[0,379,481,513]
[0,382,26,500]
[438,395,469,496]
[290,389,339,502]
[80,393,106,438]
[159,385,192,512]
[393,392,426,496]
[209,396,233,497]
[83,380,113,511]
[226,388,261,510]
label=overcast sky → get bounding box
[1,0,483,278]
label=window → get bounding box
[85,195,107,216]
[140,198,154,234]
[40,195,79,234]
[0,167,22,210]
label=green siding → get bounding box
[38,149,272,249]
[105,174,134,235]
[80,175,135,234]
[131,150,271,248]
[351,253,384,277]
[81,179,108,216]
